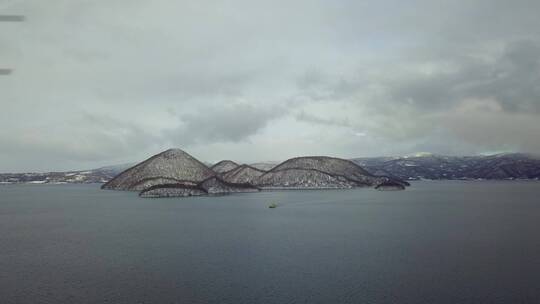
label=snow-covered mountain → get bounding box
[0,163,133,184]
[2,152,539,186]
[352,153,540,180]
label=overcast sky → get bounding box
[1,0,540,171]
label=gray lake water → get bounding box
[1,181,540,304]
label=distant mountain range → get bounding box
[1,153,539,185]
[352,153,540,180]
[0,164,133,184]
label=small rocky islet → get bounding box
[101,148,408,198]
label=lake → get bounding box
[1,181,540,303]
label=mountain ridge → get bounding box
[100,149,405,197]
[2,153,540,185]
[353,153,540,180]
[210,160,240,174]
[101,149,215,191]
[256,156,404,189]
[221,164,267,185]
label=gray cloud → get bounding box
[0,15,24,22]
[386,39,540,114]
[0,112,161,171]
[1,0,540,171]
[165,103,283,145]
[289,38,540,152]
[295,111,351,128]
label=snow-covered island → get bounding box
[101,149,408,198]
